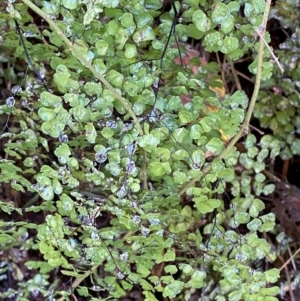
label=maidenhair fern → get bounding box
[1,0,298,300]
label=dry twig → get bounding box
[255,26,285,73]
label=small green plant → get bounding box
[1,0,299,300]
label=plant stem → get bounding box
[179,0,272,195]
[21,0,143,136]
[57,264,99,301]
[229,59,242,91]
[255,28,284,73]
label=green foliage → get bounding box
[2,0,298,300]
[253,4,300,159]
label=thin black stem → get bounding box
[14,19,50,91]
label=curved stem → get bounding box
[179,0,272,195]
[21,0,143,136]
